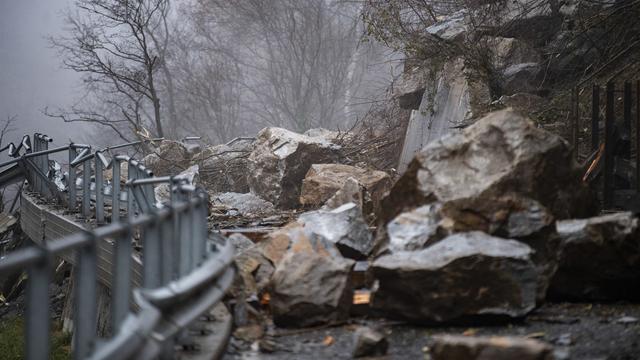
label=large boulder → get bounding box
[193,138,254,193]
[142,140,191,176]
[247,128,342,208]
[381,109,595,252]
[269,235,354,327]
[299,164,391,211]
[298,203,373,259]
[429,335,554,360]
[371,232,538,323]
[550,212,640,300]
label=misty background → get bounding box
[0,0,89,144]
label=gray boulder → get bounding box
[298,203,373,259]
[386,204,452,252]
[248,127,341,208]
[550,212,640,300]
[269,235,354,327]
[371,232,537,323]
[381,109,595,253]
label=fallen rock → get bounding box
[549,212,640,300]
[211,192,275,217]
[352,326,388,358]
[269,236,354,327]
[323,177,367,211]
[386,204,452,252]
[247,127,342,208]
[430,335,554,360]
[154,164,199,205]
[382,108,595,252]
[371,232,537,323]
[228,233,255,254]
[299,164,391,211]
[193,138,253,193]
[501,62,542,95]
[298,203,373,259]
[142,140,191,176]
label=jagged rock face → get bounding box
[430,335,554,360]
[193,139,254,194]
[383,109,595,251]
[397,58,491,173]
[299,164,391,211]
[142,140,191,176]
[247,127,342,209]
[371,232,538,323]
[298,203,374,259]
[269,236,354,328]
[550,212,640,300]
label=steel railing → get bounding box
[0,134,234,360]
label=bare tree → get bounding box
[48,0,171,140]
[191,0,379,132]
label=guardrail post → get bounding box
[95,152,105,224]
[33,134,40,193]
[112,159,121,222]
[143,219,162,289]
[112,229,131,330]
[160,213,174,284]
[69,146,77,210]
[25,249,51,360]
[82,158,91,218]
[193,195,207,265]
[604,82,615,208]
[74,238,97,358]
[127,161,136,217]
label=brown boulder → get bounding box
[300,164,391,211]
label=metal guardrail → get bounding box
[0,134,235,359]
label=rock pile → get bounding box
[140,108,638,358]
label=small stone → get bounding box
[617,316,639,324]
[259,338,277,353]
[554,333,572,346]
[352,326,388,358]
[233,324,264,342]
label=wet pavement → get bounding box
[224,302,640,360]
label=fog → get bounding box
[0,1,398,152]
[0,0,89,145]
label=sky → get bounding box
[0,0,89,147]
